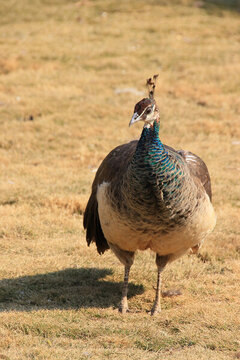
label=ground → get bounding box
[0,0,239,359]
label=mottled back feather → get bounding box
[178,150,212,201]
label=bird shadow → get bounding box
[0,267,144,312]
[203,0,240,13]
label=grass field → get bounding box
[0,0,240,359]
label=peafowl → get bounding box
[83,75,216,315]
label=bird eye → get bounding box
[145,107,152,115]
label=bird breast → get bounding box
[97,181,216,258]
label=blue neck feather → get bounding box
[134,120,171,170]
[131,120,181,194]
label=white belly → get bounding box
[97,182,216,258]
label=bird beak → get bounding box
[129,112,141,127]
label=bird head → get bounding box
[129,75,159,127]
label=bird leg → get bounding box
[151,254,169,316]
[151,266,163,316]
[119,265,131,314]
[107,243,135,314]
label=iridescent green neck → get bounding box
[132,121,171,176]
[130,121,182,197]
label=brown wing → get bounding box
[177,150,212,201]
[83,140,138,254]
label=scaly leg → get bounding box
[151,254,169,316]
[108,243,135,314]
[119,265,131,313]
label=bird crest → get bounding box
[146,74,158,99]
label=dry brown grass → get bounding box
[0,0,239,359]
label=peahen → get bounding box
[83,75,216,315]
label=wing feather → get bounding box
[177,150,212,201]
[83,140,138,254]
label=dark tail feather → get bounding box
[83,194,109,255]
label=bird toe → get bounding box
[151,305,161,316]
[118,306,130,314]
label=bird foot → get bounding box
[119,298,129,314]
[118,306,129,314]
[151,305,161,316]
